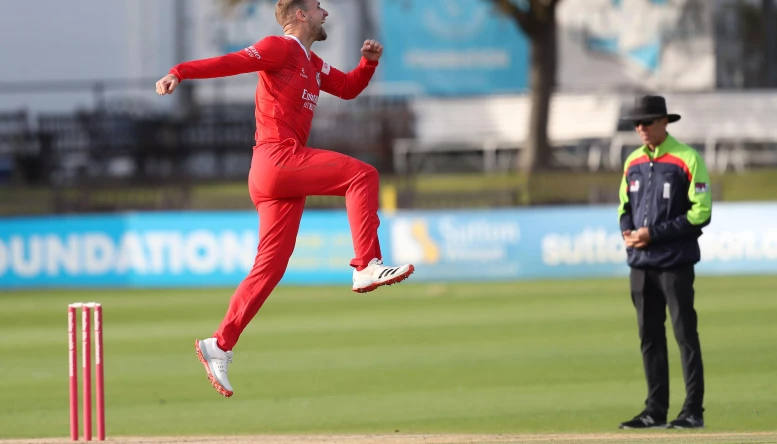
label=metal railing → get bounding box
[0,79,414,214]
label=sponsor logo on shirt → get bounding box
[302,89,319,103]
[243,46,261,60]
[302,89,319,111]
[300,67,308,78]
[629,180,640,192]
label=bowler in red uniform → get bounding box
[156,0,414,398]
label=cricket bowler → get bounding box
[156,0,415,398]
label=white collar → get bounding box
[284,34,310,60]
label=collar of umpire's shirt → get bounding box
[285,34,310,60]
[642,133,679,158]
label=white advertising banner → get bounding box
[557,0,716,91]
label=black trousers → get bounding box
[630,264,705,418]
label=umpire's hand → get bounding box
[625,228,650,249]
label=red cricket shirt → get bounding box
[170,35,378,146]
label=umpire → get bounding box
[617,96,712,430]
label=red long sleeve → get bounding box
[315,56,378,100]
[170,36,289,81]
[164,33,380,146]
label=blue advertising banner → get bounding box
[387,207,629,282]
[1,203,775,289]
[386,203,777,282]
[0,210,362,289]
[379,0,530,95]
[695,203,777,275]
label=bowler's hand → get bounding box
[361,39,383,62]
[156,74,180,95]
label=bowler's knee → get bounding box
[362,162,379,179]
[353,161,379,185]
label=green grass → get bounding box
[1,276,776,440]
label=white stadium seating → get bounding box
[394,91,777,174]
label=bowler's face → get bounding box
[305,0,329,41]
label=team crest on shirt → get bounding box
[695,182,709,193]
[316,72,321,87]
[629,180,640,192]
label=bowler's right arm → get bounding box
[157,36,288,95]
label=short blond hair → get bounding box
[275,0,308,26]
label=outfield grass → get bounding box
[1,276,776,440]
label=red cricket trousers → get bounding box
[214,139,382,351]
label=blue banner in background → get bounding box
[0,211,361,288]
[379,0,529,95]
[387,203,777,282]
[387,207,629,282]
[0,215,131,288]
[695,203,777,275]
[1,203,776,289]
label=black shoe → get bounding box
[618,411,667,429]
[668,414,704,429]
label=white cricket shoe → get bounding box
[352,258,415,293]
[195,338,234,397]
